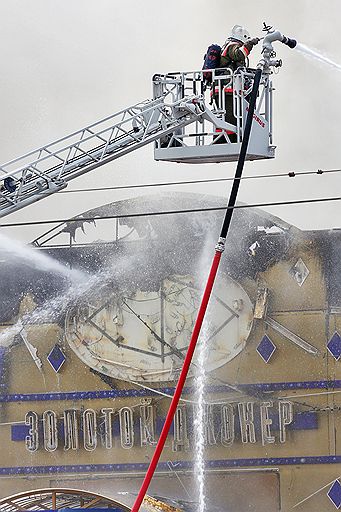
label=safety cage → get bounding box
[153,67,275,164]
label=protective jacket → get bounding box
[213,38,256,140]
[220,39,254,72]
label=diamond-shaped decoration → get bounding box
[47,344,66,373]
[256,335,276,363]
[327,332,341,361]
[328,480,341,509]
[289,258,310,287]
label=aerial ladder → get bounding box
[0,44,282,219]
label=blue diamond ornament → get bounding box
[47,344,66,373]
[257,335,276,363]
[328,480,341,509]
[327,332,341,361]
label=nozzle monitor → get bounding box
[282,35,297,49]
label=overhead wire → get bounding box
[45,167,339,195]
[1,167,339,408]
[1,194,341,228]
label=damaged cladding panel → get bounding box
[0,192,340,512]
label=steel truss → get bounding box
[0,95,209,218]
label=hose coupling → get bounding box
[215,237,226,253]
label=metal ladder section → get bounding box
[0,94,211,218]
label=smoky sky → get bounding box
[0,0,340,241]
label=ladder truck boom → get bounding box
[0,66,276,219]
[0,94,219,218]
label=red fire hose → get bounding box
[131,68,262,512]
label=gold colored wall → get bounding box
[0,233,341,511]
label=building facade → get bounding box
[0,193,341,511]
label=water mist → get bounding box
[0,247,141,348]
[296,43,341,72]
[192,233,215,512]
[0,232,84,282]
[0,269,107,348]
[193,323,210,512]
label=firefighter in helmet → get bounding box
[214,25,259,143]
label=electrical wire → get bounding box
[34,167,339,195]
[1,194,341,228]
[130,380,199,405]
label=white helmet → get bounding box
[229,25,251,43]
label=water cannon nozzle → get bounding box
[282,35,297,49]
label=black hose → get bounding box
[219,67,262,239]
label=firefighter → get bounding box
[214,25,259,143]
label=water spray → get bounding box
[194,326,209,512]
[259,23,341,75]
[0,232,85,282]
[296,43,341,72]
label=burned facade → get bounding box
[0,192,340,511]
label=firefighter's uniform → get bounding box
[214,27,259,143]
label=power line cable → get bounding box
[52,167,338,194]
[1,195,341,228]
